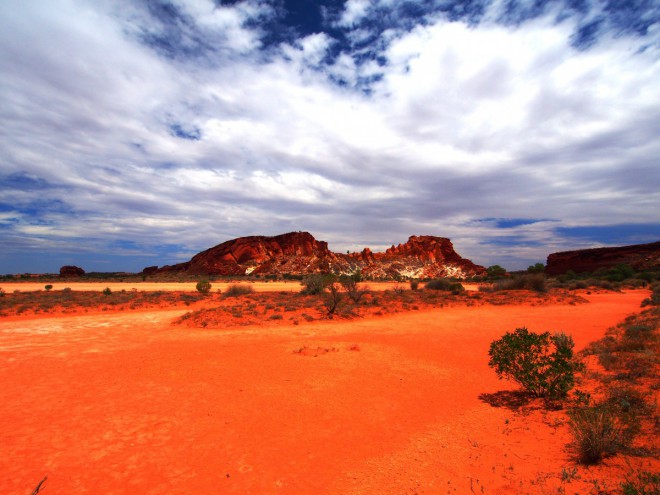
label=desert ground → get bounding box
[0,285,656,494]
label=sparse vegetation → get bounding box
[488,327,580,399]
[489,273,547,292]
[568,402,628,464]
[223,284,254,298]
[621,468,660,495]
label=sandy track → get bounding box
[0,290,649,494]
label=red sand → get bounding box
[0,290,653,494]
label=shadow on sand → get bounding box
[478,390,534,411]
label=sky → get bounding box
[1,0,659,273]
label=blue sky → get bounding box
[1,0,659,273]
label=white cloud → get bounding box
[337,0,371,27]
[1,0,658,271]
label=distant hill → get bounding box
[545,241,660,275]
[148,231,485,280]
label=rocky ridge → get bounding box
[545,241,660,276]
[152,231,485,279]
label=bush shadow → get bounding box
[478,390,534,411]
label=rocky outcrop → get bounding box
[545,241,660,276]
[153,232,485,279]
[349,235,485,279]
[59,265,85,277]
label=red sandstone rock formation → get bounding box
[153,232,485,279]
[545,241,660,276]
[59,265,85,277]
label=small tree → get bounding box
[102,287,112,296]
[339,273,366,303]
[488,327,580,399]
[196,280,212,295]
[44,284,53,291]
[527,263,545,273]
[324,282,343,318]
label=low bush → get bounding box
[641,283,660,307]
[195,280,212,294]
[492,274,547,292]
[425,279,464,294]
[488,327,580,399]
[301,274,335,295]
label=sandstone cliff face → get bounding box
[545,241,660,276]
[153,232,485,279]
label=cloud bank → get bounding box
[1,0,659,272]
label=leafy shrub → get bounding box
[195,280,212,294]
[102,287,112,296]
[488,327,580,398]
[223,284,253,297]
[409,280,419,291]
[44,284,53,291]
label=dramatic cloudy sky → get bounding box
[1,0,659,273]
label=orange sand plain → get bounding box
[0,289,654,494]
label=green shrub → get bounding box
[44,284,53,291]
[195,280,212,294]
[102,287,112,296]
[488,327,580,399]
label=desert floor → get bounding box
[0,288,655,494]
